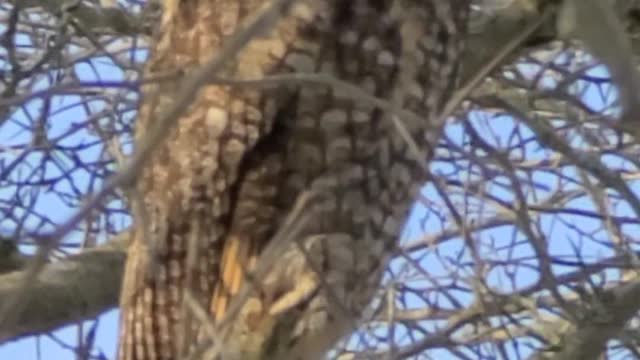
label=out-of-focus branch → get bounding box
[0,238,29,274]
[16,1,640,83]
[17,0,156,36]
[13,0,640,121]
[0,231,129,343]
[530,278,640,360]
[557,0,640,137]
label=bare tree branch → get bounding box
[0,231,129,343]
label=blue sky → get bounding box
[1,18,136,358]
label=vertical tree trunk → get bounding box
[118,1,469,359]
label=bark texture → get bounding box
[118,1,469,359]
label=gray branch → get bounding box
[0,232,129,343]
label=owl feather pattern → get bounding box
[118,1,469,359]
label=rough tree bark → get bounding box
[117,1,469,360]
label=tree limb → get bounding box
[531,279,640,360]
[0,231,129,343]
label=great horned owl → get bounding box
[118,1,469,359]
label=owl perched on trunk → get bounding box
[118,1,469,359]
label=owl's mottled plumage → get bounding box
[118,1,469,359]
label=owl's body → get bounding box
[118,1,469,359]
